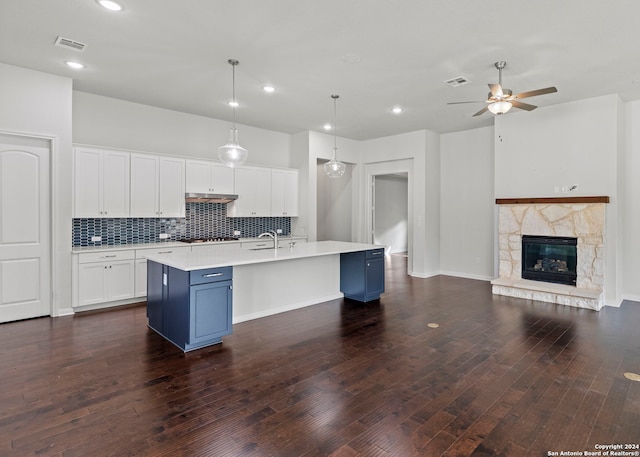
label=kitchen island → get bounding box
[145,241,384,351]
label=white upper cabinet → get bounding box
[74,146,130,218]
[185,160,235,194]
[227,166,272,217]
[271,169,299,217]
[130,154,185,218]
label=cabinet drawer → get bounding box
[366,248,384,259]
[241,241,273,250]
[135,246,189,259]
[78,250,135,263]
[189,266,233,285]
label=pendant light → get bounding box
[324,94,346,178]
[218,59,248,168]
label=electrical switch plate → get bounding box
[91,236,102,242]
[233,230,241,236]
[159,233,169,239]
[276,229,283,234]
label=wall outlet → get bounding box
[159,233,169,239]
[91,236,102,242]
[554,185,560,194]
[233,230,241,236]
[276,229,283,234]
[561,185,569,193]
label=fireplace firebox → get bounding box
[521,235,577,286]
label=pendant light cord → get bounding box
[229,59,239,129]
[332,94,339,155]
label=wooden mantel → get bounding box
[495,196,610,205]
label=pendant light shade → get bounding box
[324,94,346,178]
[218,59,248,167]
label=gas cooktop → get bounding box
[180,237,240,243]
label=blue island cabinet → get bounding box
[146,260,233,351]
[339,248,385,302]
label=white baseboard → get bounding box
[619,295,640,305]
[439,270,494,282]
[54,307,75,317]
[409,271,439,279]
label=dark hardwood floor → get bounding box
[1,256,639,456]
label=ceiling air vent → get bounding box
[54,36,87,52]
[444,76,471,88]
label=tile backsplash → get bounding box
[72,202,291,247]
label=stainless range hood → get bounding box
[185,193,238,204]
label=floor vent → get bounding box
[54,36,87,52]
[444,76,471,87]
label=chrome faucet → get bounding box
[258,230,278,249]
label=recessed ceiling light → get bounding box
[228,100,239,107]
[262,85,275,93]
[323,123,332,130]
[96,0,123,11]
[65,61,85,70]
[391,107,403,114]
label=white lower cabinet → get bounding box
[75,250,135,307]
[134,246,190,297]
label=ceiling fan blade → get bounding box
[513,86,558,99]
[447,100,484,105]
[511,100,537,111]
[489,84,503,97]
[472,106,489,117]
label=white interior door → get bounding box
[0,135,50,322]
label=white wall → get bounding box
[440,126,494,280]
[495,95,619,199]
[622,101,640,302]
[73,91,292,168]
[0,63,73,316]
[316,162,353,241]
[307,130,361,242]
[494,94,623,305]
[374,175,408,253]
[361,129,440,278]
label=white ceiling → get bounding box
[2,0,640,140]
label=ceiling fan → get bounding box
[448,61,558,117]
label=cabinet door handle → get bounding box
[203,273,223,278]
[158,251,172,254]
[102,255,117,258]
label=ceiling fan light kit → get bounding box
[488,100,512,115]
[448,61,558,117]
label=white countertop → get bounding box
[145,241,383,271]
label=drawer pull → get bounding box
[158,251,172,254]
[203,273,223,278]
[102,255,117,258]
[370,251,382,255]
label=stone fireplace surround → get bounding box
[491,196,609,311]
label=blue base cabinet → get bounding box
[340,248,385,302]
[146,260,233,351]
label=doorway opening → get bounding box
[372,173,408,255]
